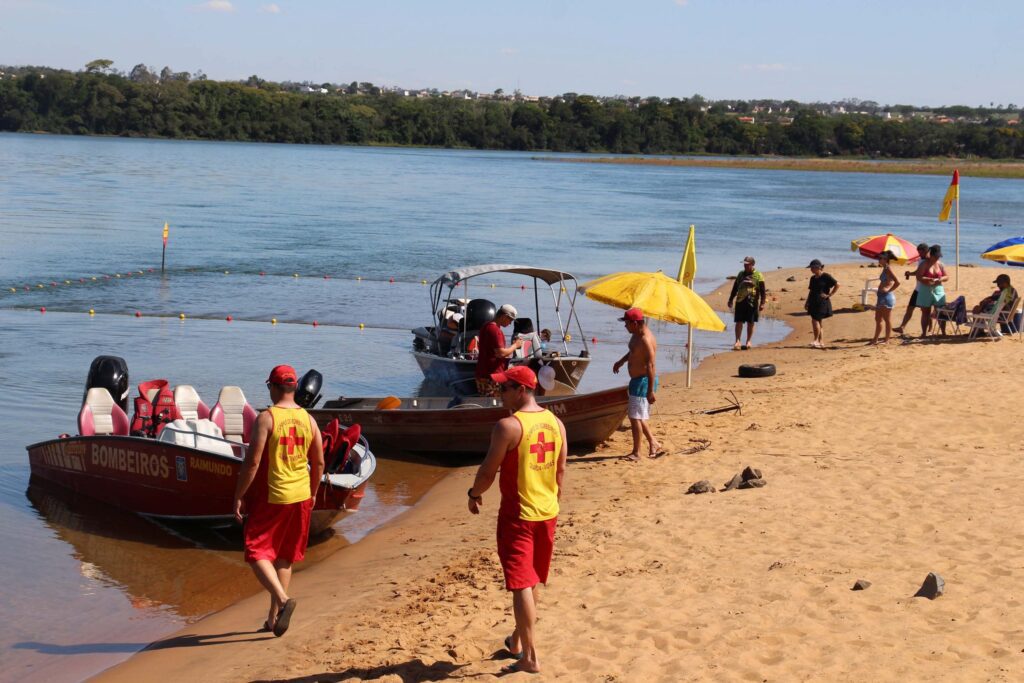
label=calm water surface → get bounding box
[2,133,1022,681]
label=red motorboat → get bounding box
[311,385,629,458]
[26,357,376,535]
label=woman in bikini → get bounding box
[916,245,948,338]
[870,250,900,345]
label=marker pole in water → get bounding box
[161,222,169,275]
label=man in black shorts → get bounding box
[892,243,930,335]
[727,256,767,350]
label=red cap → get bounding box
[267,364,298,386]
[490,365,537,390]
[619,307,644,322]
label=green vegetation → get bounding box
[1,63,1023,162]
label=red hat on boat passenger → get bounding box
[267,364,298,386]
[490,365,537,390]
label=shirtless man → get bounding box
[612,307,662,460]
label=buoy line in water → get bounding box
[3,306,709,349]
[3,267,569,299]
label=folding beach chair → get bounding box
[936,296,967,336]
[996,293,1022,340]
[967,288,1010,340]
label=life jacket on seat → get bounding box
[130,379,181,437]
[321,418,361,474]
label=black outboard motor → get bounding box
[84,355,130,413]
[295,369,323,409]
[464,299,496,331]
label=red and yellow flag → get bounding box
[938,170,959,222]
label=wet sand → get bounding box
[538,155,1024,179]
[97,262,1024,682]
[12,457,446,683]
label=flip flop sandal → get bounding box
[504,635,524,661]
[273,599,297,637]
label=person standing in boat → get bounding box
[232,364,324,637]
[475,304,523,397]
[468,365,567,675]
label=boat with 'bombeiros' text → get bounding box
[26,356,375,535]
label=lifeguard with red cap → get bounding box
[466,364,567,675]
[233,364,325,637]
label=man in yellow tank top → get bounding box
[233,365,324,637]
[467,365,567,675]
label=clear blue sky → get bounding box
[1,0,1020,106]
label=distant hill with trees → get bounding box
[1,62,1022,159]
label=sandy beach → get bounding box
[96,261,1024,682]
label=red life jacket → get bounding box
[130,379,181,437]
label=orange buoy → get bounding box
[312,320,319,327]
[592,337,597,343]
[376,396,401,410]
[135,311,141,317]
[389,277,394,283]
[40,307,46,313]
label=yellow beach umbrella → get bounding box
[581,270,726,331]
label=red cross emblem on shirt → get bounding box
[530,431,555,464]
[280,426,305,457]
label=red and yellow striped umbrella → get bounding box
[850,233,921,264]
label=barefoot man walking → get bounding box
[467,365,567,676]
[613,307,663,460]
[233,364,324,637]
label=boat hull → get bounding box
[26,435,368,535]
[312,386,628,457]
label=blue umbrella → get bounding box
[981,236,1024,267]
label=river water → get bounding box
[1,132,1022,681]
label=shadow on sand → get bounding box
[253,658,467,682]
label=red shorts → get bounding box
[496,516,557,591]
[244,497,313,564]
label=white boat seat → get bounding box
[174,385,210,421]
[79,387,130,436]
[158,418,236,456]
[209,386,258,444]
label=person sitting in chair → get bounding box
[973,274,1016,315]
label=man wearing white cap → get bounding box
[475,304,523,396]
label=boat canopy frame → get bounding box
[428,264,590,355]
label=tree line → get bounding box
[1,65,1022,159]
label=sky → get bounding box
[0,0,1021,107]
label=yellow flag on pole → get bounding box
[162,222,169,246]
[938,170,959,222]
[677,224,697,287]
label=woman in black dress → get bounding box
[805,259,840,348]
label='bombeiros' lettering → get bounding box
[91,444,170,479]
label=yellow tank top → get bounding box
[265,406,313,504]
[501,409,562,521]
